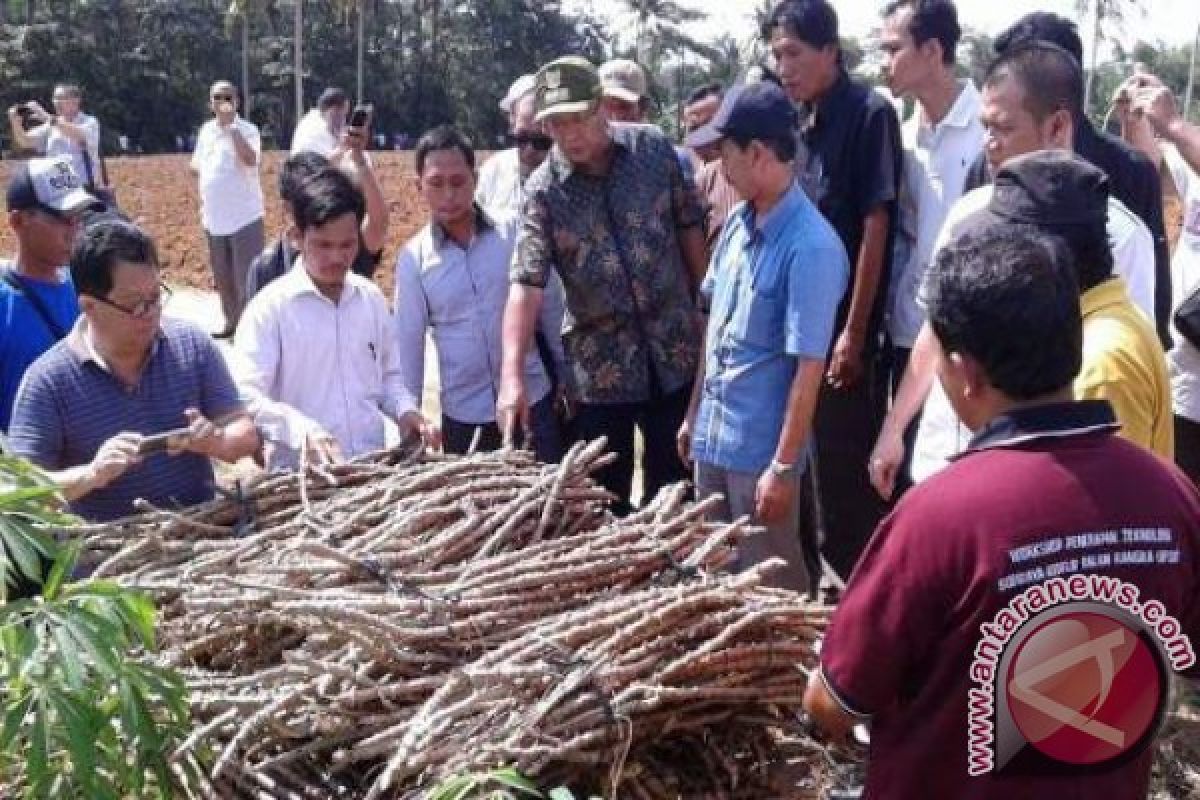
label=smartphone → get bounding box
[348,104,373,128]
[138,427,193,456]
[16,104,37,130]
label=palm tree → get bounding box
[616,0,707,65]
[1075,0,1145,115]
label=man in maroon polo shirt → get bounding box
[803,227,1200,798]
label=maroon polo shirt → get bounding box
[820,401,1200,799]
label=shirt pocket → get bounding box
[731,280,783,350]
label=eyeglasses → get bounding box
[92,283,172,318]
[211,94,234,102]
[512,132,553,151]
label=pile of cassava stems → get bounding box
[73,439,839,799]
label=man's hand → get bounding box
[397,410,442,451]
[868,429,906,501]
[215,101,237,129]
[24,101,51,124]
[497,375,531,448]
[826,330,865,389]
[303,429,344,465]
[676,417,694,465]
[176,408,224,457]
[754,466,796,524]
[1123,73,1180,137]
[88,432,143,490]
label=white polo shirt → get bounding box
[910,181,1158,483]
[888,82,985,348]
[234,261,417,470]
[1165,145,1200,424]
[190,116,264,236]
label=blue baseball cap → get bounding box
[685,80,797,150]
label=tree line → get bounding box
[0,0,1195,156]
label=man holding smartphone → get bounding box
[7,84,104,193]
[190,80,265,339]
[8,222,259,522]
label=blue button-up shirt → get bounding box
[692,182,848,474]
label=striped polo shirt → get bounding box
[8,317,243,521]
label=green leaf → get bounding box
[41,540,82,601]
[490,768,545,797]
[50,622,85,691]
[25,692,49,800]
[428,774,481,800]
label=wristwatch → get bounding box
[768,459,796,477]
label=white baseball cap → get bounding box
[499,74,537,113]
[6,156,101,217]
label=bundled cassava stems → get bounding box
[73,440,836,799]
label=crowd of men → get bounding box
[2,0,1200,794]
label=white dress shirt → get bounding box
[475,148,525,217]
[234,261,417,470]
[393,209,564,424]
[1165,145,1200,424]
[889,83,986,348]
[291,108,338,157]
[190,116,264,236]
[910,182,1158,483]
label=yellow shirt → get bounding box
[1077,278,1174,458]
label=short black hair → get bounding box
[994,12,1083,65]
[725,130,797,164]
[762,0,839,50]
[685,83,723,107]
[1011,220,1114,292]
[414,125,476,175]
[70,221,160,299]
[926,227,1081,400]
[291,166,365,233]
[279,151,330,211]
[883,0,961,65]
[985,41,1084,120]
[317,87,348,111]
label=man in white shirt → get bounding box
[869,40,1157,497]
[880,0,985,384]
[236,165,437,470]
[1119,71,1200,485]
[190,80,264,339]
[475,75,550,217]
[7,84,103,190]
[396,126,564,462]
[290,87,349,157]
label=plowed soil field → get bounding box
[0,151,432,299]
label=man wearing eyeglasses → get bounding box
[0,157,100,434]
[475,75,553,218]
[7,222,259,522]
[190,80,265,340]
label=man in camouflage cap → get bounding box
[499,56,709,513]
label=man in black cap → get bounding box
[498,56,708,511]
[961,12,1172,347]
[678,81,848,592]
[0,156,99,434]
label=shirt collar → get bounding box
[64,316,164,370]
[281,257,362,304]
[806,68,851,133]
[939,81,981,130]
[733,181,805,244]
[548,127,629,181]
[962,400,1119,455]
[1080,277,1130,319]
[430,204,495,249]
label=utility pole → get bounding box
[294,0,304,126]
[357,0,365,105]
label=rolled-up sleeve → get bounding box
[391,248,429,415]
[196,333,243,421]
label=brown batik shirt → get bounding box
[511,123,705,404]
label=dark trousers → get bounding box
[798,349,891,582]
[889,344,919,499]
[205,217,264,332]
[442,393,562,464]
[570,386,691,513]
[1175,414,1200,488]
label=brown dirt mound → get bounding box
[0,151,431,299]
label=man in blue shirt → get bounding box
[0,156,99,432]
[679,81,848,593]
[9,222,259,521]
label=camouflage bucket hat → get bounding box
[534,56,601,122]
